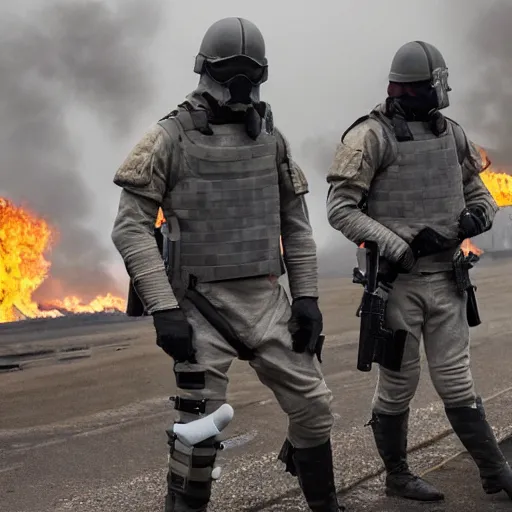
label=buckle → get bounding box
[170,396,207,415]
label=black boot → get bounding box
[164,488,210,512]
[445,397,512,500]
[370,410,444,502]
[279,439,344,511]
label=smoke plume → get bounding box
[297,134,359,276]
[0,0,165,300]
[463,0,512,166]
[461,0,512,250]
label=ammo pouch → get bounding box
[452,249,481,327]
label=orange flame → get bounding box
[460,239,483,257]
[0,197,126,323]
[462,147,512,257]
[156,208,166,228]
[40,293,127,315]
[479,148,512,207]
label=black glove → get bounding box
[458,207,486,241]
[288,297,324,362]
[152,308,196,363]
[396,245,415,273]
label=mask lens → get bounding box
[206,56,266,85]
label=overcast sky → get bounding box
[1,0,507,292]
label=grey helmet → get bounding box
[194,17,268,106]
[389,41,451,109]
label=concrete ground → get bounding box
[1,259,512,512]
[348,436,512,512]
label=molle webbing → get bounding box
[159,109,283,284]
[367,117,465,245]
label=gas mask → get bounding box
[199,55,268,107]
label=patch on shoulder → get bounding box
[328,142,364,180]
[114,127,161,188]
[289,162,309,195]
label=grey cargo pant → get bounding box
[174,275,334,448]
[373,271,477,415]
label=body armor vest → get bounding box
[368,113,465,245]
[158,108,283,285]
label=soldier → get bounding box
[111,17,342,512]
[326,41,511,503]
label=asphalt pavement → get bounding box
[1,264,512,512]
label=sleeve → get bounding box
[325,119,411,264]
[275,127,318,299]
[111,123,179,313]
[459,133,499,233]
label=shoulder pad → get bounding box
[343,112,394,149]
[328,142,364,182]
[341,115,370,143]
[113,125,163,188]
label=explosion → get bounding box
[0,198,126,323]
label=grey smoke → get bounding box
[0,0,165,301]
[297,135,356,276]
[463,0,512,167]
[462,0,512,251]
